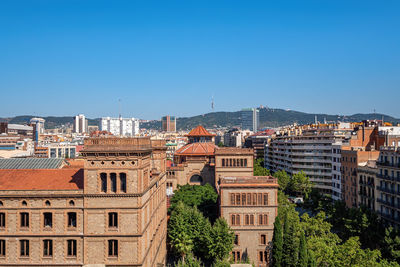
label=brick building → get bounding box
[219,176,278,266]
[0,137,167,266]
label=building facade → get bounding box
[219,176,278,266]
[376,146,400,228]
[0,137,167,266]
[74,114,88,134]
[161,116,176,132]
[100,117,140,137]
[241,108,259,133]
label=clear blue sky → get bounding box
[0,0,399,120]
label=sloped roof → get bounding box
[0,168,83,190]
[0,158,65,169]
[186,125,215,137]
[175,142,216,156]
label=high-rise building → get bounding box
[74,114,88,134]
[29,117,45,141]
[100,117,139,136]
[161,115,176,132]
[241,108,259,132]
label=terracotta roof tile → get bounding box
[0,169,83,190]
[186,125,215,137]
[175,142,216,156]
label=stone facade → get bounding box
[0,137,167,267]
[219,176,278,266]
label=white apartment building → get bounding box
[331,142,342,200]
[100,117,140,137]
[265,128,351,195]
[74,114,88,134]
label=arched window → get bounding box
[45,200,51,206]
[22,201,27,206]
[222,159,225,167]
[190,175,203,184]
[69,200,75,206]
[0,201,3,206]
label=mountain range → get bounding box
[1,108,399,130]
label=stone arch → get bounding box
[189,174,203,185]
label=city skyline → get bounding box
[1,0,400,119]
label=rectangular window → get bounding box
[234,235,239,245]
[244,159,247,167]
[0,213,5,228]
[231,214,235,225]
[109,212,118,228]
[245,214,250,225]
[232,251,241,263]
[120,173,127,193]
[43,240,53,257]
[110,173,117,193]
[260,234,266,245]
[241,193,246,206]
[20,240,29,257]
[101,173,107,192]
[108,240,118,257]
[222,159,225,167]
[230,194,235,205]
[263,194,268,205]
[43,213,52,228]
[258,193,262,205]
[247,193,251,205]
[236,194,240,205]
[67,240,77,257]
[20,213,29,228]
[253,193,257,205]
[0,240,5,257]
[68,212,77,228]
[250,214,254,225]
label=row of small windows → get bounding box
[0,239,118,258]
[221,158,248,167]
[230,193,269,206]
[100,173,126,193]
[0,212,118,229]
[230,214,269,226]
[0,200,75,207]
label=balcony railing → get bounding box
[377,186,399,195]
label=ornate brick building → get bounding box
[0,137,167,266]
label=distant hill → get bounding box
[1,109,399,130]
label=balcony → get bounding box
[377,161,400,168]
[377,186,399,195]
[377,198,400,209]
[377,174,400,182]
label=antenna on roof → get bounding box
[118,98,122,119]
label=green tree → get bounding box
[308,250,316,267]
[298,230,308,267]
[283,212,298,267]
[168,202,212,260]
[217,141,224,147]
[169,184,218,221]
[290,171,312,198]
[382,227,400,263]
[272,216,283,267]
[175,252,203,267]
[206,218,235,262]
[254,158,271,176]
[273,170,290,192]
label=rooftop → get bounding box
[220,176,278,187]
[82,137,153,152]
[0,168,83,190]
[0,158,65,169]
[186,125,215,137]
[215,147,253,155]
[175,142,216,156]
